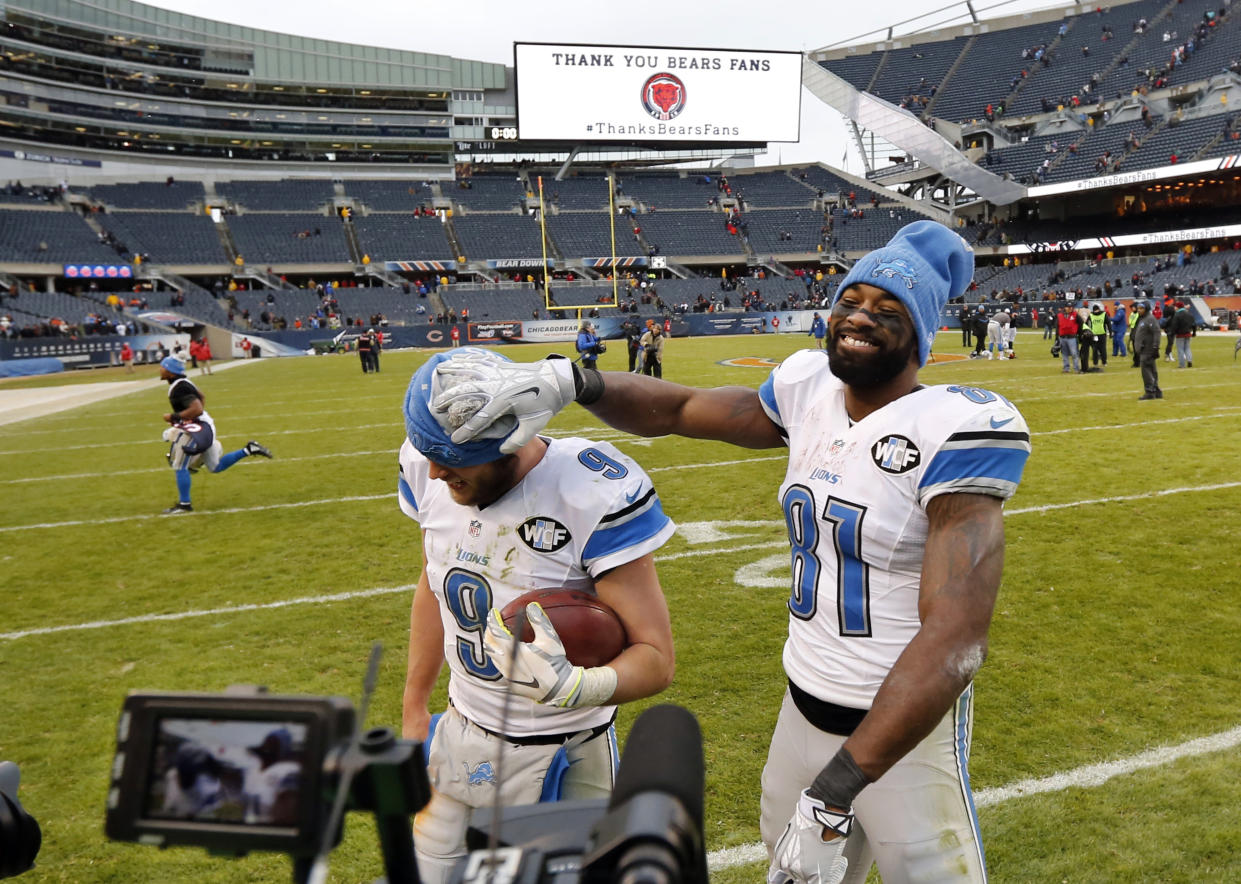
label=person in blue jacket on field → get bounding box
[1109,301,1128,357]
[576,321,603,369]
[808,312,827,349]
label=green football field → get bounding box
[2,331,1240,883]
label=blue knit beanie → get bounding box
[833,220,974,366]
[403,348,517,467]
[160,355,185,375]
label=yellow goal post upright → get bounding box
[537,175,619,322]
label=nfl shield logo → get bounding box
[468,520,482,537]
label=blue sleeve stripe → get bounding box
[582,499,671,564]
[919,446,1029,490]
[398,474,417,512]
[758,372,784,430]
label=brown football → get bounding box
[500,588,627,668]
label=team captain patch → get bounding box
[871,435,921,474]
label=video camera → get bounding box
[105,687,706,884]
[0,762,41,879]
[105,686,429,883]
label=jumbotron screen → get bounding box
[514,42,802,143]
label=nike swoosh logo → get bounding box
[990,415,1015,429]
[509,675,540,690]
[515,386,541,399]
[625,488,642,504]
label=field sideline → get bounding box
[3,331,1240,882]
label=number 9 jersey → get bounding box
[758,350,1031,710]
[397,436,675,737]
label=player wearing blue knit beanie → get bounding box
[832,219,974,368]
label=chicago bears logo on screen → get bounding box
[641,72,686,121]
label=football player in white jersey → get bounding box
[398,349,677,884]
[158,355,272,514]
[434,221,1031,884]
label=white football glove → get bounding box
[431,354,576,455]
[483,603,617,708]
[767,790,852,884]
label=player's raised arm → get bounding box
[433,349,784,452]
[581,372,784,450]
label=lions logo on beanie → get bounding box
[834,221,974,366]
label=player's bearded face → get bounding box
[827,284,917,388]
[428,454,521,508]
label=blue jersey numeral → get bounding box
[782,485,820,619]
[780,487,872,636]
[442,568,500,680]
[578,448,629,480]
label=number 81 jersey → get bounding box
[759,350,1031,710]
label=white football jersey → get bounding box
[759,350,1031,709]
[399,436,675,737]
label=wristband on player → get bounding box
[808,746,872,810]
[574,365,605,405]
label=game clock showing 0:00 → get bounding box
[490,126,519,140]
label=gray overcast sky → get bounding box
[144,0,1067,172]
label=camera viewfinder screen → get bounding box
[143,717,309,827]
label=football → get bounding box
[500,588,627,668]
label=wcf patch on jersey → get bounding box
[871,435,921,474]
[518,517,572,553]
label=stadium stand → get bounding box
[94,212,228,265]
[744,209,828,254]
[618,172,719,209]
[532,173,616,210]
[449,175,527,211]
[731,171,818,207]
[545,213,636,260]
[930,19,1064,123]
[452,213,545,260]
[638,211,748,257]
[344,180,438,212]
[226,214,352,264]
[0,207,122,263]
[867,37,971,114]
[85,181,205,211]
[438,282,546,321]
[215,180,336,212]
[351,214,456,262]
